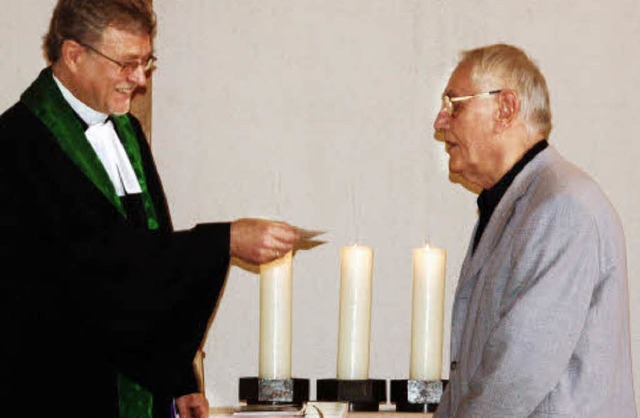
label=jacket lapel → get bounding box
[456,147,554,295]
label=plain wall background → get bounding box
[2,0,638,411]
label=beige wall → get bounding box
[2,0,639,410]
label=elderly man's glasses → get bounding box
[77,41,157,74]
[441,90,502,116]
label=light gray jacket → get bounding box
[435,146,637,417]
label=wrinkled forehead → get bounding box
[445,62,475,94]
[448,61,503,94]
[99,25,153,55]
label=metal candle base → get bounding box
[238,377,309,406]
[316,378,387,411]
[390,379,448,412]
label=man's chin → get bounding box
[110,99,132,116]
[110,106,130,116]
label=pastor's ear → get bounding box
[496,89,519,132]
[59,39,86,72]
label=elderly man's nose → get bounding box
[434,109,450,130]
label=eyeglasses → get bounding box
[77,40,157,74]
[441,90,502,116]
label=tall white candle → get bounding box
[259,250,293,379]
[409,244,446,381]
[337,244,373,380]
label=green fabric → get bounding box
[20,67,160,418]
[118,373,154,418]
[111,113,160,230]
[20,67,160,230]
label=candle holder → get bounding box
[316,378,387,411]
[238,377,309,406]
[391,243,447,412]
[390,378,448,412]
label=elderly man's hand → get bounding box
[230,218,301,265]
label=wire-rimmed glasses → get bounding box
[76,40,157,75]
[441,89,502,116]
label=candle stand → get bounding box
[316,378,386,411]
[239,377,309,406]
[390,378,448,412]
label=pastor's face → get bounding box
[74,26,152,115]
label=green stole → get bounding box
[21,67,159,418]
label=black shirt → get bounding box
[472,139,549,252]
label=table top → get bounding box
[209,406,433,417]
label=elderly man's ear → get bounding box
[495,89,518,131]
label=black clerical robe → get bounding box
[0,68,230,417]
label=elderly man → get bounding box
[432,44,636,417]
[0,1,303,417]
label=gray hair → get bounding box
[459,43,552,138]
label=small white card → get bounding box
[294,228,328,251]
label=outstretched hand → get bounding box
[230,218,301,265]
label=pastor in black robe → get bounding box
[0,67,230,418]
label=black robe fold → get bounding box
[0,70,230,418]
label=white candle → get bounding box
[259,250,293,379]
[337,244,373,380]
[409,244,446,381]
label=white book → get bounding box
[230,401,347,417]
[232,404,304,416]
